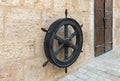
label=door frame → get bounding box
[94,0,113,57]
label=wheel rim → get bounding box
[44,18,83,68]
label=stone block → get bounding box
[115,18,120,28]
[54,0,65,12]
[0,62,23,81]
[24,0,39,8]
[116,0,120,8]
[89,0,94,15]
[43,0,53,10]
[78,0,89,12]
[24,58,65,81]
[24,58,46,81]
[35,38,44,57]
[113,0,117,8]
[0,8,3,44]
[114,8,120,18]
[65,0,84,15]
[5,8,41,44]
[0,43,35,62]
[41,11,65,37]
[0,0,20,6]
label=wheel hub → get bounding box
[64,39,73,47]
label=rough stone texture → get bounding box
[0,0,20,6]
[0,62,24,81]
[0,0,119,81]
[24,0,39,8]
[113,0,120,48]
[24,58,45,81]
[0,43,35,62]
[24,58,65,81]
[0,8,3,44]
[54,0,65,12]
[5,8,40,44]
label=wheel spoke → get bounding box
[64,24,68,38]
[64,47,68,60]
[70,44,77,50]
[55,44,64,56]
[54,34,64,43]
[64,25,69,59]
[69,32,76,40]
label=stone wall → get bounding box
[113,0,120,48]
[0,0,94,81]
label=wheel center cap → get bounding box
[64,38,72,47]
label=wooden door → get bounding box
[95,0,113,56]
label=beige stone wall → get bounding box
[0,0,94,81]
[113,0,120,48]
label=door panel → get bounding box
[96,46,104,55]
[106,44,112,51]
[96,11,104,28]
[106,29,112,42]
[106,12,112,28]
[95,0,113,56]
[96,0,104,10]
[105,0,113,52]
[106,0,112,11]
[96,29,104,45]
